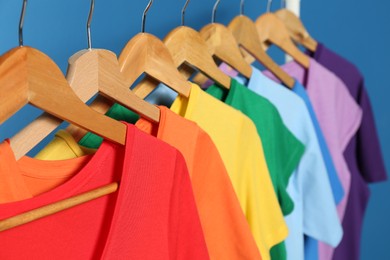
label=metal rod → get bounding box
[212,0,221,23]
[141,0,154,33]
[266,0,273,13]
[181,0,190,26]
[87,0,95,50]
[240,0,244,15]
[19,0,28,47]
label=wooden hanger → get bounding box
[133,0,231,97]
[121,0,192,100]
[228,15,295,88]
[0,46,126,145]
[199,23,252,79]
[197,0,252,80]
[10,49,161,158]
[0,46,124,232]
[118,33,191,100]
[255,12,310,68]
[160,0,231,89]
[275,9,318,52]
[0,0,123,232]
[162,25,231,89]
[10,0,161,159]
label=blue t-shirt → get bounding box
[235,66,343,260]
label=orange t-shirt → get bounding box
[136,106,262,259]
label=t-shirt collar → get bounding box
[246,65,280,91]
[135,106,168,140]
[206,78,241,105]
[170,82,200,119]
[305,41,325,61]
[279,57,322,90]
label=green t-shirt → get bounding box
[206,79,305,260]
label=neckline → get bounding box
[280,58,314,88]
[207,79,238,105]
[170,82,199,120]
[0,123,132,211]
[0,123,135,259]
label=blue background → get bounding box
[0,0,388,258]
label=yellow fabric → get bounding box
[35,130,95,160]
[171,83,287,260]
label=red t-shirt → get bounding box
[0,123,209,259]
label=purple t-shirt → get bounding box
[263,58,363,260]
[307,43,387,260]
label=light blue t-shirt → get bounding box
[291,81,345,260]
[235,66,343,260]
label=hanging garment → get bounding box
[35,106,262,260]
[227,65,343,260]
[206,79,306,260]
[170,83,286,260]
[287,82,344,260]
[263,59,362,259]
[306,42,388,260]
[0,123,209,259]
[307,43,387,260]
[212,63,344,205]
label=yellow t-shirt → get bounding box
[35,130,95,160]
[170,83,287,260]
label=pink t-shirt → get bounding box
[263,59,362,260]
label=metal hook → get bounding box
[181,0,190,26]
[87,0,95,50]
[19,0,28,47]
[240,0,244,15]
[141,0,154,33]
[212,0,221,23]
[266,0,273,13]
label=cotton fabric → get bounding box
[307,43,387,260]
[171,83,287,260]
[0,123,209,259]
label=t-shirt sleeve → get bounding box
[301,115,343,247]
[334,78,363,152]
[356,83,387,183]
[169,151,210,260]
[274,115,306,216]
[191,131,261,259]
[241,120,288,260]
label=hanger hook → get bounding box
[19,0,28,47]
[240,0,244,15]
[181,0,190,26]
[141,0,154,33]
[212,0,221,23]
[266,0,273,13]
[87,0,95,50]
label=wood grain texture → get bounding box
[0,183,118,232]
[200,23,252,79]
[0,47,126,150]
[255,13,310,69]
[228,15,295,89]
[120,33,191,100]
[10,48,159,159]
[275,9,318,52]
[163,26,231,89]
